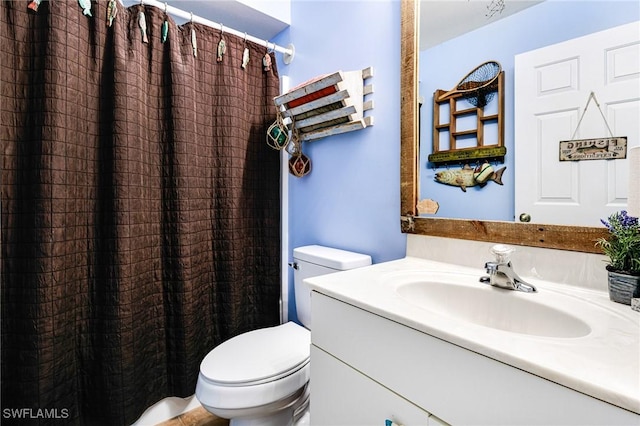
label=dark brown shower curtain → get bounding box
[1,1,281,424]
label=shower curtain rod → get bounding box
[136,0,295,64]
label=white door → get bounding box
[514,21,640,226]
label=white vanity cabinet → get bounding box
[311,346,432,425]
[310,291,639,426]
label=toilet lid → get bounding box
[200,322,310,385]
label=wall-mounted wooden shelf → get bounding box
[429,71,504,166]
[274,67,374,142]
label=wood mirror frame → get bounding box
[399,0,607,253]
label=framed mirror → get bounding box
[400,0,610,253]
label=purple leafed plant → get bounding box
[597,210,640,275]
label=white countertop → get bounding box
[306,256,640,415]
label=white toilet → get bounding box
[195,245,372,426]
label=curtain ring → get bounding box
[220,23,224,34]
[164,2,167,13]
[244,32,247,42]
[190,12,194,22]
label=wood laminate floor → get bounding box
[156,406,229,426]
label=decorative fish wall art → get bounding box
[138,11,149,43]
[241,47,250,69]
[27,0,42,12]
[434,162,505,192]
[217,38,226,62]
[191,27,198,57]
[263,53,272,72]
[78,0,92,16]
[161,20,169,43]
[106,0,118,27]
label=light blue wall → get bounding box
[272,0,639,321]
[273,0,406,322]
[419,1,640,221]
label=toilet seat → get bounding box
[196,322,311,411]
[200,322,310,385]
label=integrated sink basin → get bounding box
[392,271,592,338]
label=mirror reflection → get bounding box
[418,1,640,226]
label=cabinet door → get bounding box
[311,345,431,426]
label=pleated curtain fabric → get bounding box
[1,2,281,424]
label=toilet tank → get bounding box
[293,245,371,328]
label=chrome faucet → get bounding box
[480,244,537,293]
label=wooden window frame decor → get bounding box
[271,67,374,177]
[274,67,374,142]
[429,67,505,166]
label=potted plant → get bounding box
[596,210,640,305]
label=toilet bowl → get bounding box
[195,245,371,426]
[196,322,310,426]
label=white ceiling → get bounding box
[420,0,544,50]
[123,0,290,41]
[124,1,544,51]
[166,0,290,40]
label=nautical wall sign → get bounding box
[559,137,627,161]
[428,146,506,165]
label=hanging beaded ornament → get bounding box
[288,152,311,177]
[266,110,290,150]
[287,130,311,178]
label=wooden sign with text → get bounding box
[559,137,627,161]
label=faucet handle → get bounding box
[490,244,515,264]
